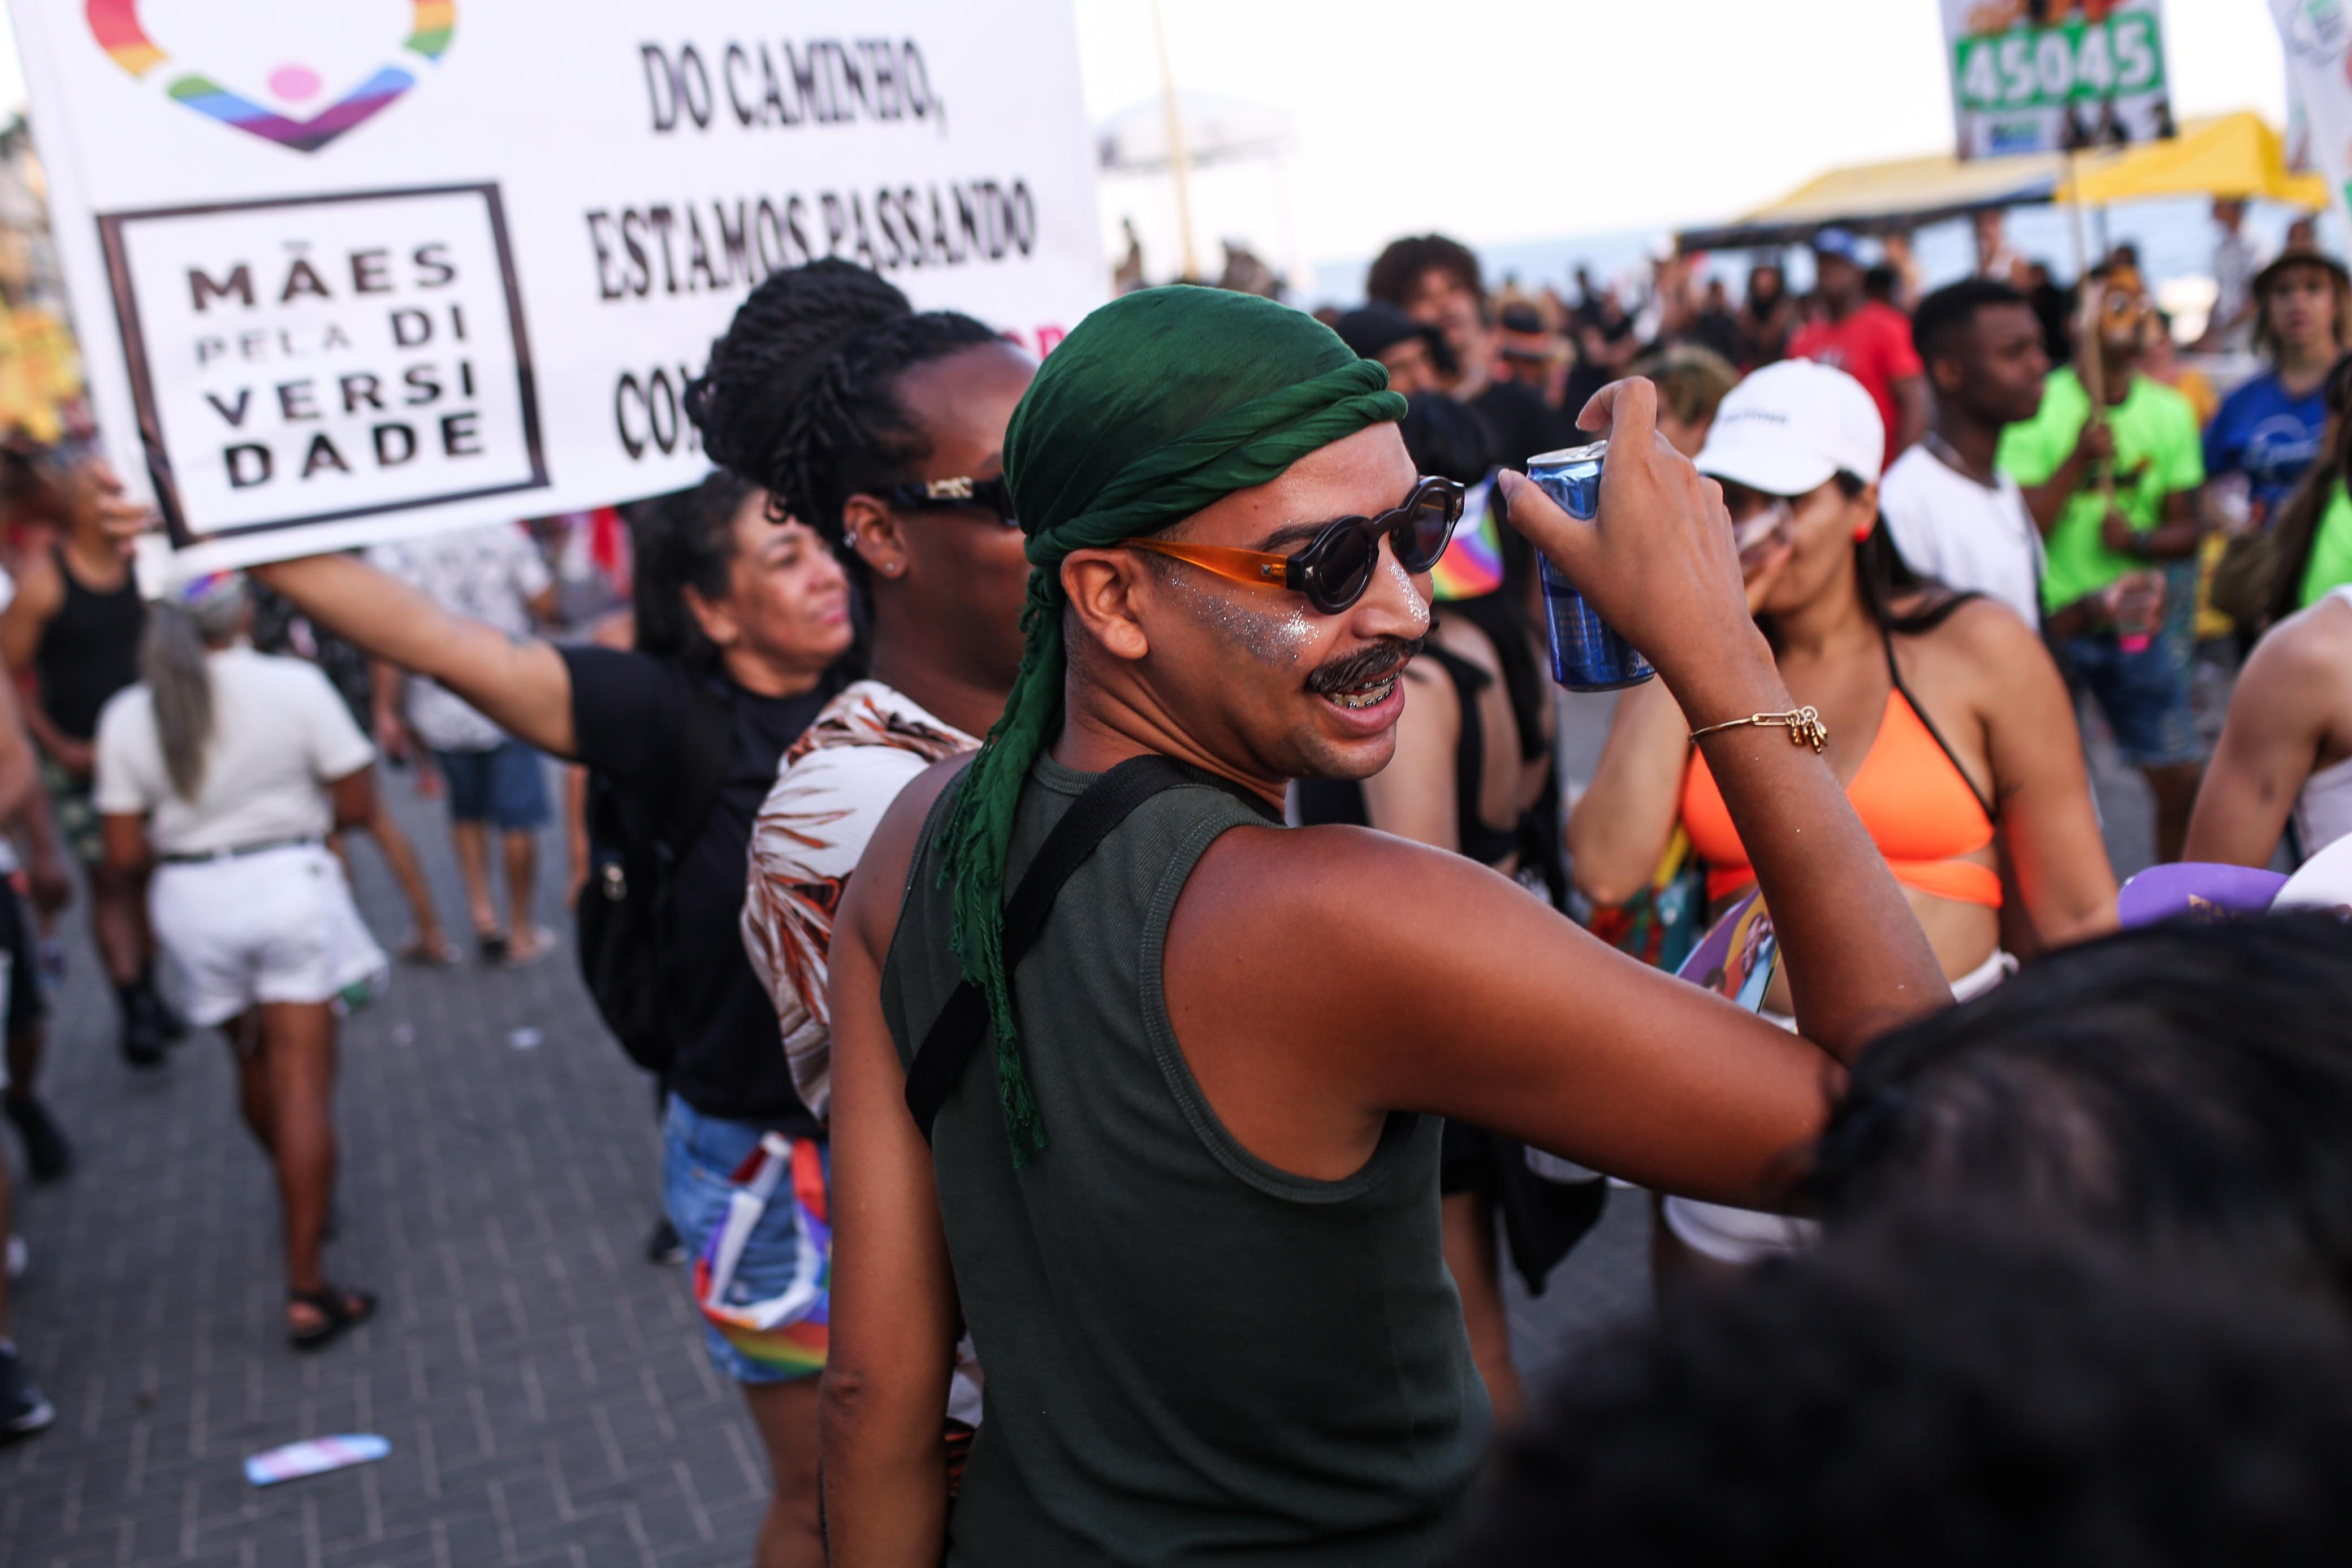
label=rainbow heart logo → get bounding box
[86,1,455,154]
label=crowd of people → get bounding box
[0,194,2348,1568]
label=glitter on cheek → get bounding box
[1163,570,1311,667]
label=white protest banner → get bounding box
[7,1,1104,571]
[1941,1,2177,159]
[2276,0,2352,232]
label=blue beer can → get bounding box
[1527,441,1656,692]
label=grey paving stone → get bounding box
[0,771,751,1566]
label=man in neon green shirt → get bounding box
[1998,269,2206,861]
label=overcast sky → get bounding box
[1071,0,2286,260]
[0,1,2289,265]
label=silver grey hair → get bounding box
[141,578,248,801]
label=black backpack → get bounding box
[575,681,733,1075]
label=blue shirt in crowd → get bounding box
[2205,370,2329,525]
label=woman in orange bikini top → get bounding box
[1567,358,2118,1278]
[1570,367,2116,993]
[1678,629,2003,912]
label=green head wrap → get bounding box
[941,284,1406,1164]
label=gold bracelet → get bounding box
[1689,706,1829,754]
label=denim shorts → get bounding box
[431,739,551,830]
[662,1094,829,1385]
[2060,630,2202,770]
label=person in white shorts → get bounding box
[94,572,385,1350]
[2186,585,2352,868]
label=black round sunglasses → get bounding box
[1119,475,1466,615]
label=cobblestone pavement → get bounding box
[0,753,1657,1567]
[5,768,783,1568]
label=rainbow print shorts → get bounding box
[664,1097,829,1383]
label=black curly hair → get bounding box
[685,259,1000,566]
[1810,913,2352,1315]
[1365,233,1484,312]
[1459,1215,2352,1567]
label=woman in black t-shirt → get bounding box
[253,471,851,1567]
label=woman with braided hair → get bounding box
[707,263,1034,1488]
[715,262,1034,1127]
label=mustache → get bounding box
[1306,635,1425,695]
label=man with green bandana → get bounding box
[822,286,1947,1565]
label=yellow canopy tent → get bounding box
[1677,149,2064,252]
[2057,112,2328,208]
[1678,111,2320,254]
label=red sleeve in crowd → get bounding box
[1875,304,1923,381]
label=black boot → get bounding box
[135,971,188,1043]
[115,982,163,1068]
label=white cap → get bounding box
[1694,359,1886,494]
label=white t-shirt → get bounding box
[366,523,550,752]
[94,646,376,857]
[1880,443,2045,629]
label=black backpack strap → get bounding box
[903,755,1274,1141]
[655,679,735,860]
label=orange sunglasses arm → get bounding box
[1118,538,1292,590]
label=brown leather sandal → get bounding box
[287,1284,377,1352]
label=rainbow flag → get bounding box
[407,1,457,60]
[87,1,453,154]
[693,1135,830,1376]
[1430,486,1504,601]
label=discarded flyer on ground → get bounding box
[245,1433,392,1487]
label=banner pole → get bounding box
[1151,0,1200,284]
[2064,145,2116,506]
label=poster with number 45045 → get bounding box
[1942,1,2177,159]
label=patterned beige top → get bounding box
[741,679,976,1122]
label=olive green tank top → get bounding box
[881,755,1488,1566]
